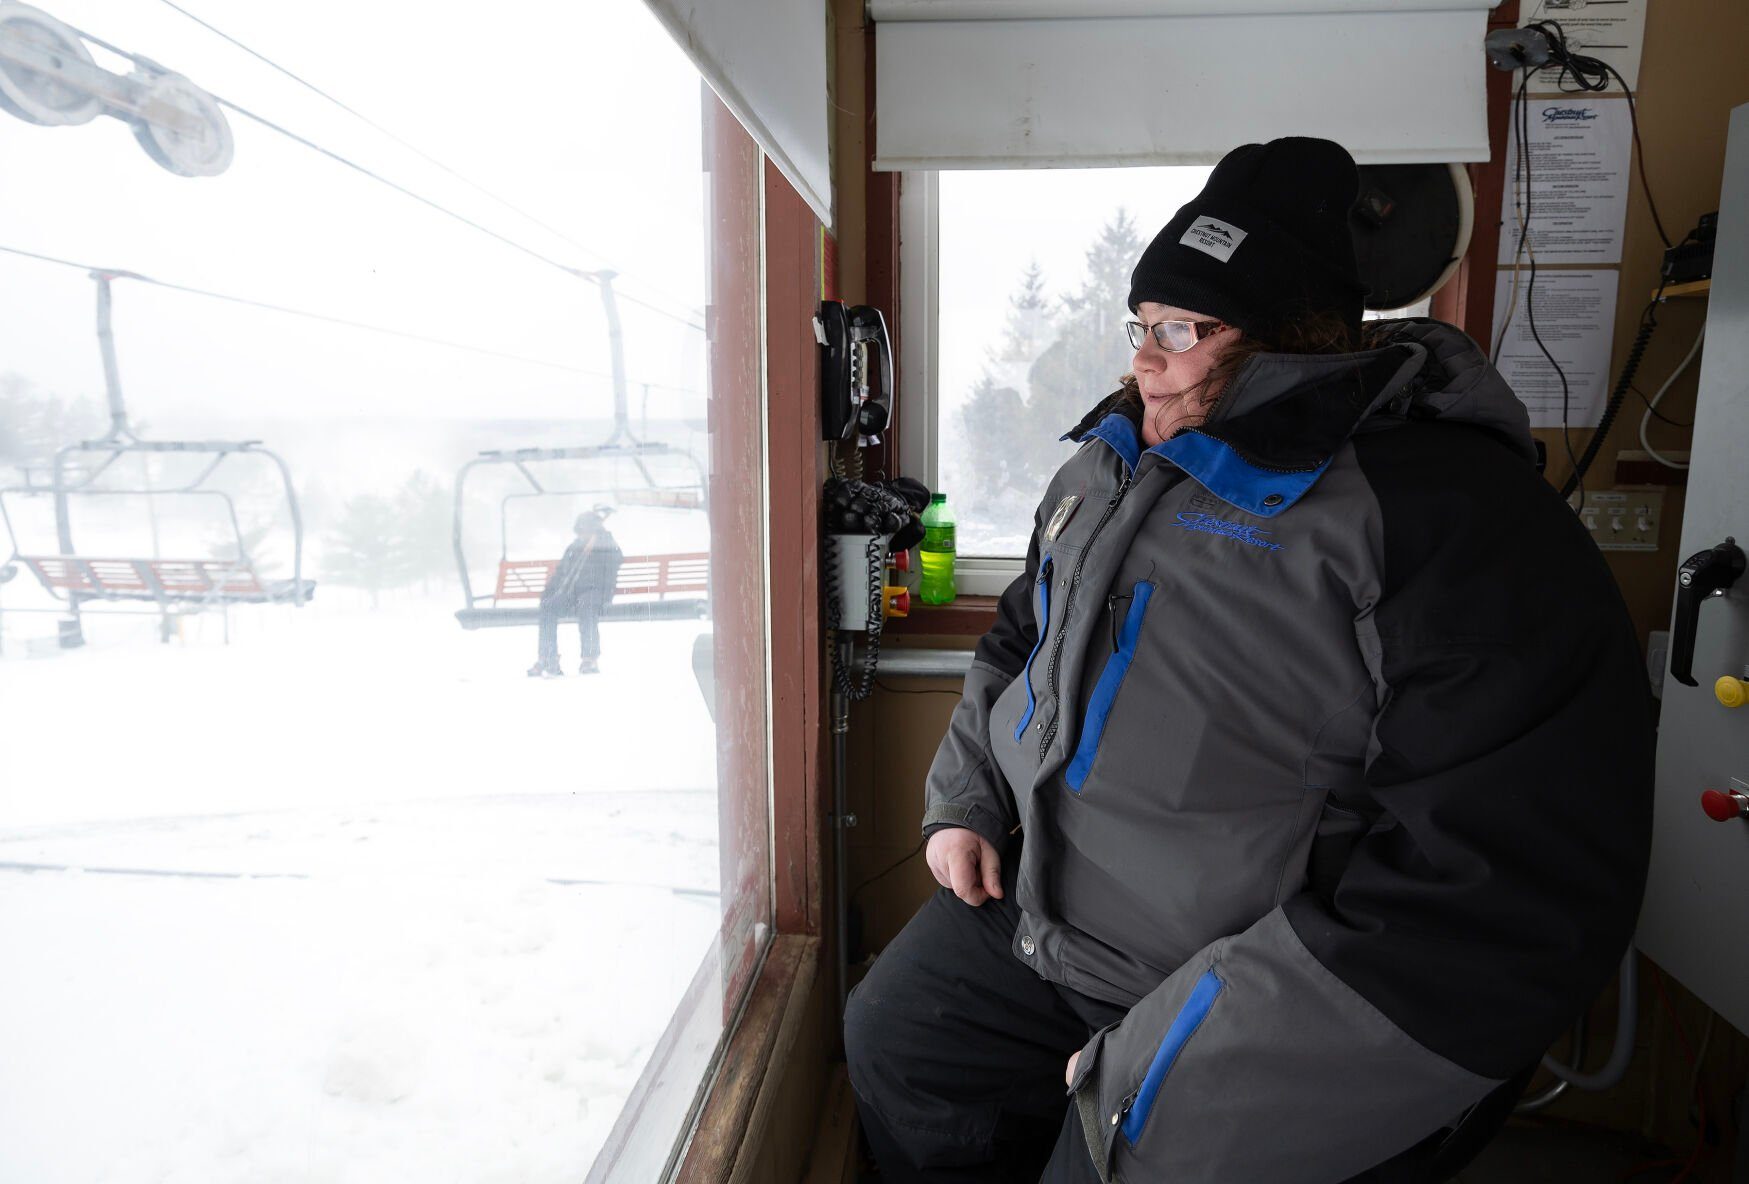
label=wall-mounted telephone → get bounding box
[815,301,893,443]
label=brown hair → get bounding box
[1116,309,1395,421]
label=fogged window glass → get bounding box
[938,168,1212,558]
[0,3,768,1181]
[936,169,1431,559]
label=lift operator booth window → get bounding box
[906,167,1433,584]
[0,3,777,1181]
[877,1,1486,587]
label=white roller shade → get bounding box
[871,1,1501,170]
[642,0,833,227]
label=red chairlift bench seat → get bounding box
[455,552,709,629]
[21,555,315,604]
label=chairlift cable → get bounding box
[150,0,707,323]
[0,242,703,396]
[52,16,706,333]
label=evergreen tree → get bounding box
[958,373,1026,506]
[1015,208,1144,492]
[0,373,102,478]
[393,470,453,589]
[995,259,1052,364]
[959,259,1057,513]
[323,494,406,607]
[951,213,1145,551]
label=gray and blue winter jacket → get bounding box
[921,318,1653,1182]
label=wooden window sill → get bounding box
[885,595,1000,638]
[674,934,820,1183]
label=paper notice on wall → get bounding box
[1490,268,1619,428]
[1520,0,1647,92]
[1498,97,1632,265]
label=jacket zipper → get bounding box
[1040,475,1131,761]
[1012,557,1054,740]
[1112,1090,1137,1136]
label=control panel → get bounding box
[1579,488,1664,552]
[1636,101,1749,1036]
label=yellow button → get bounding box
[1716,676,1748,708]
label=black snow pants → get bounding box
[536,594,603,665]
[843,845,1126,1183]
[842,850,1494,1184]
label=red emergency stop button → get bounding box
[1700,789,1747,822]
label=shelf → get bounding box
[884,595,1000,638]
[1658,278,1712,300]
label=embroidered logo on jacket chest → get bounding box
[1173,512,1283,552]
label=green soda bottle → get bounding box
[919,492,956,605]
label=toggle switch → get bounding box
[1718,676,1749,709]
[1701,788,1749,822]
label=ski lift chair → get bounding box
[452,443,710,629]
[0,270,315,643]
[2,435,315,643]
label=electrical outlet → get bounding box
[1579,488,1663,552]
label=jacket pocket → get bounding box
[1065,580,1155,791]
[1121,968,1225,1148]
[1013,557,1054,740]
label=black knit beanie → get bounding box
[1127,137,1367,341]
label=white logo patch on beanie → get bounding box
[1179,216,1248,263]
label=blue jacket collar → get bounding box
[1065,340,1427,519]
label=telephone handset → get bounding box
[815,301,893,443]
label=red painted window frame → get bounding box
[667,105,826,1184]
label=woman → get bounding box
[843,138,1652,1183]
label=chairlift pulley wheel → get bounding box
[0,2,101,127]
[129,69,233,178]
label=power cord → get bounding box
[1490,20,1679,507]
[1638,321,1706,471]
[849,838,927,906]
[1504,67,1584,508]
[1525,20,1673,249]
[1631,383,1694,429]
[1499,21,1684,504]
[1563,283,1666,502]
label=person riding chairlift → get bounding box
[528,508,622,678]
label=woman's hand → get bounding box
[924,828,1004,906]
[1064,1050,1080,1087]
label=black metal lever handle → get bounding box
[1671,537,1746,687]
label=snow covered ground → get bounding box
[0,590,733,1183]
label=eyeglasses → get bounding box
[1125,318,1228,353]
